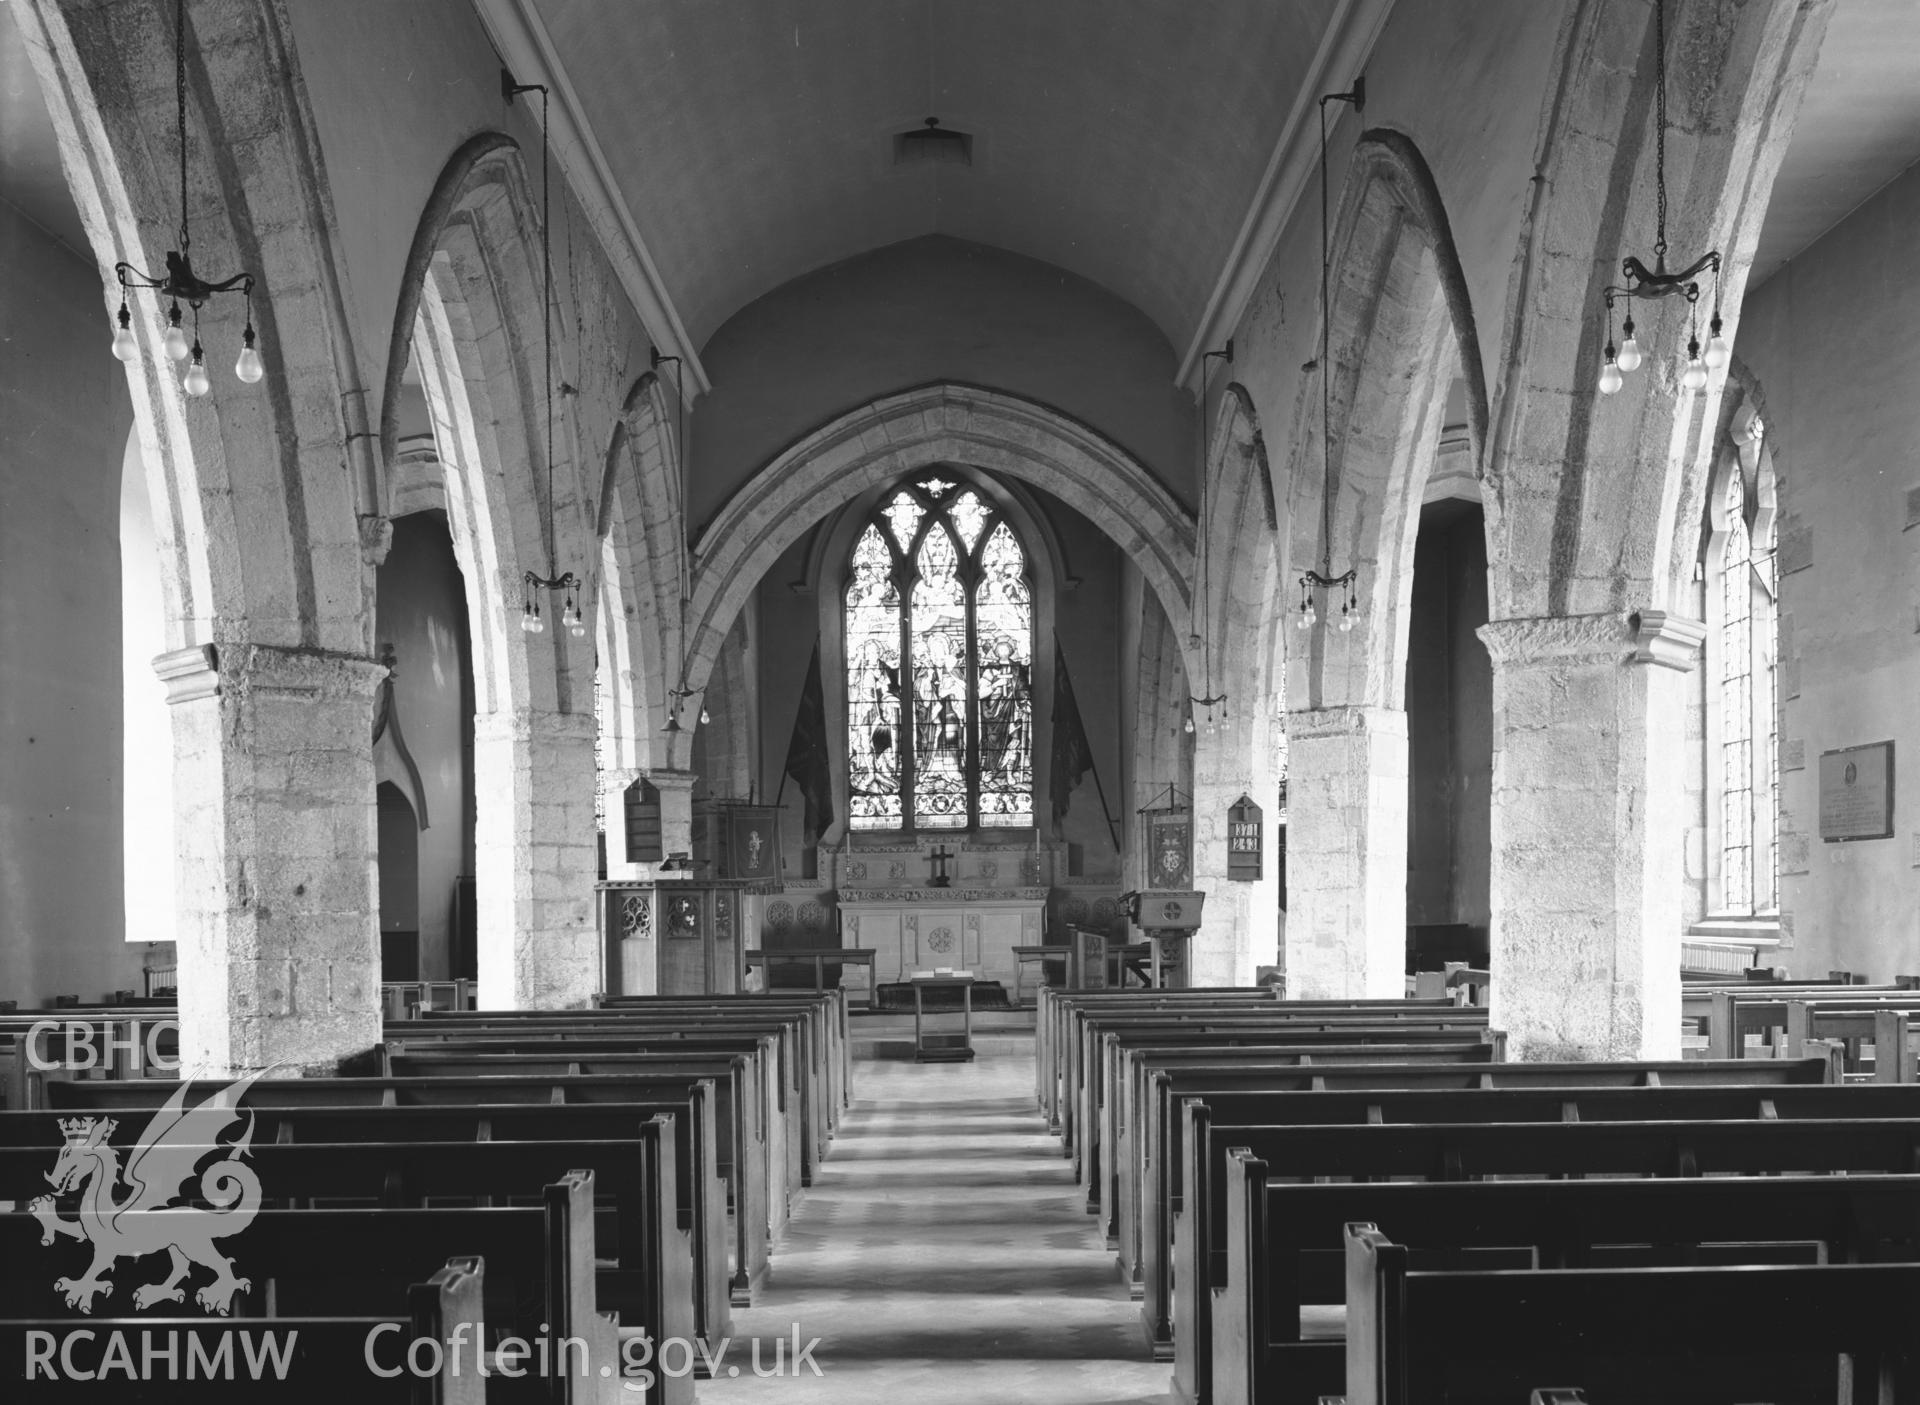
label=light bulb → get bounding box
[1704,334,1730,370]
[520,604,543,634]
[163,308,190,362]
[111,314,139,364]
[1681,357,1708,391]
[699,707,711,725]
[1339,609,1355,633]
[1182,714,1195,735]
[568,617,586,639]
[1598,361,1623,395]
[235,330,264,384]
[1615,336,1642,373]
[183,354,210,398]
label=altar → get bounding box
[838,889,1044,988]
[834,841,1047,990]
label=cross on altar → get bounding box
[927,845,955,888]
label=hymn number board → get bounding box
[1227,795,1263,882]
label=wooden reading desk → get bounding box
[909,971,977,1063]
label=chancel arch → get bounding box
[682,384,1199,704]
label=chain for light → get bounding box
[541,86,555,578]
[175,0,189,255]
[1653,0,1668,260]
[1318,97,1335,578]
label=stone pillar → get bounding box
[474,708,599,1009]
[1189,725,1280,989]
[1479,612,1704,1060]
[159,643,385,1076]
[1282,705,1409,999]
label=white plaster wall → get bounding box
[1737,158,1920,980]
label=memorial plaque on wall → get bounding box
[1818,741,1894,842]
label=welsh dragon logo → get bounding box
[29,1073,264,1316]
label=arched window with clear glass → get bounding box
[845,477,1034,831]
[1706,413,1778,915]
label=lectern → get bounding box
[1121,889,1206,988]
[908,970,976,1062]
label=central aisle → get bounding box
[701,1049,1170,1403]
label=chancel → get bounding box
[6,0,1920,1399]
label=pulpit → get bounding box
[600,878,758,995]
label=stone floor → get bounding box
[701,1049,1171,1404]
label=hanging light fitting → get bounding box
[505,69,586,639]
[111,0,261,394]
[1598,0,1726,397]
[1296,77,1366,633]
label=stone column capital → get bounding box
[154,644,220,705]
[1282,703,1408,742]
[643,768,700,796]
[1476,612,1632,669]
[1631,609,1707,672]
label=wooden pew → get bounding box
[0,1011,181,1109]
[1076,1017,1498,1207]
[1781,995,1920,1078]
[1092,1015,1496,1222]
[0,1134,683,1393]
[1126,1052,1839,1348]
[1192,1112,1920,1405]
[1220,1153,1920,1404]
[1702,981,1910,1057]
[31,1075,740,1334]
[397,1010,824,1191]
[379,1048,788,1283]
[4,1167,627,1404]
[1064,999,1491,1167]
[5,1253,486,1402]
[1342,1221,1919,1405]
[413,989,848,1140]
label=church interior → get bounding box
[5,0,1920,1399]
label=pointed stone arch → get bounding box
[683,384,1197,700]
[386,134,601,1008]
[1475,0,1832,1059]
[1275,128,1487,997]
[1189,383,1285,986]
[16,0,387,1073]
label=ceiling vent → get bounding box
[893,117,972,167]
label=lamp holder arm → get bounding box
[117,256,253,309]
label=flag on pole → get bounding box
[1050,640,1096,828]
[783,643,835,844]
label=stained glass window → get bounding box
[846,525,904,828]
[974,525,1033,825]
[843,477,1034,830]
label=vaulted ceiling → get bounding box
[530,0,1341,353]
